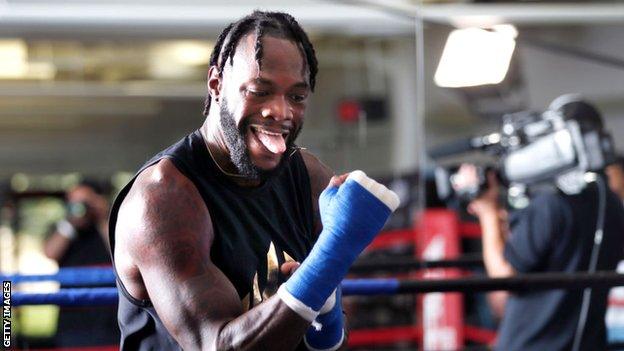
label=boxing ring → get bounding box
[5,209,624,350]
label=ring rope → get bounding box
[13,287,119,307]
[1,267,116,287]
[8,271,624,306]
[342,271,624,295]
[349,253,483,273]
[2,255,485,288]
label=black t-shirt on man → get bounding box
[109,130,316,350]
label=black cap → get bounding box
[548,94,603,132]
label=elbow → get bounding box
[484,257,515,278]
[174,323,226,351]
[211,321,240,351]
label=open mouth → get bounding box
[249,124,290,154]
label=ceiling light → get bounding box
[0,40,28,79]
[434,26,517,88]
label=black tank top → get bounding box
[108,130,315,350]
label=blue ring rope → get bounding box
[2,268,400,306]
[9,280,401,306]
[13,288,119,307]
[341,278,400,296]
[1,267,116,287]
[5,268,624,307]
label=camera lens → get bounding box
[67,202,87,218]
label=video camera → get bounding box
[432,95,616,207]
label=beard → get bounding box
[219,98,301,181]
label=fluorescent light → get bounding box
[0,40,28,79]
[168,41,213,66]
[0,40,56,80]
[434,26,516,88]
[149,40,213,79]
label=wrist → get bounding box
[304,289,344,351]
[478,206,499,218]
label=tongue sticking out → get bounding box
[256,131,287,154]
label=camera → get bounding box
[67,201,89,219]
[432,96,616,206]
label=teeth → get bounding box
[253,126,285,137]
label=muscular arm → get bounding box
[115,159,309,351]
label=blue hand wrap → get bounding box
[281,171,399,313]
[304,288,344,351]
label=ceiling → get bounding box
[1,1,624,39]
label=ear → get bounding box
[207,65,222,104]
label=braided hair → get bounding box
[203,11,318,116]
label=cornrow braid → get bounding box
[253,20,269,71]
[203,23,234,116]
[280,13,318,92]
[203,11,319,116]
[218,18,257,71]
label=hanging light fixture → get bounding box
[434,25,518,88]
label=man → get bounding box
[109,11,399,351]
[44,181,119,347]
[45,181,110,264]
[463,97,624,351]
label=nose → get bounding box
[261,95,293,121]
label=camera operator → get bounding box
[44,180,110,264]
[458,97,624,351]
[43,180,119,347]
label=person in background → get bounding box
[606,155,624,203]
[44,180,119,347]
[460,96,624,351]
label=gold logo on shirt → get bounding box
[241,242,295,311]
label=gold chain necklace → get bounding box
[205,140,248,178]
[204,135,307,178]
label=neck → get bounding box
[200,119,262,187]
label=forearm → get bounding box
[216,296,310,351]
[478,210,514,277]
[148,271,310,351]
[43,232,71,261]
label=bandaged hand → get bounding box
[318,170,400,260]
[278,170,399,322]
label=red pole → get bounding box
[415,209,464,350]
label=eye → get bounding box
[290,94,308,103]
[248,89,269,97]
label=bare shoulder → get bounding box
[118,158,211,239]
[300,149,333,199]
[115,158,214,297]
